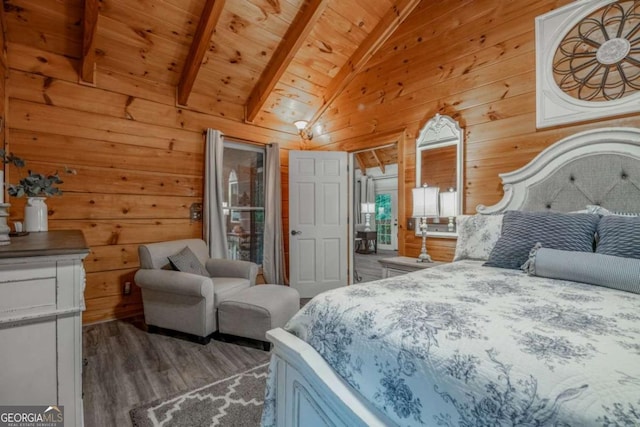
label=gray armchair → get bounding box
[134,239,258,343]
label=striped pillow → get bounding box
[484,210,599,270]
[523,246,640,295]
[596,215,640,259]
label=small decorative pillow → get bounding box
[586,205,639,217]
[522,245,640,295]
[168,246,210,277]
[484,210,599,270]
[453,214,503,261]
[596,215,640,259]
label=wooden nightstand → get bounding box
[355,230,377,254]
[379,256,445,278]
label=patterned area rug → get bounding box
[130,363,269,427]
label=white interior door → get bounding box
[289,151,348,298]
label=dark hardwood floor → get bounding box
[82,317,270,427]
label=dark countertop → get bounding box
[0,230,89,259]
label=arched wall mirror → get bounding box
[415,114,464,237]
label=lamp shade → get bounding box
[412,186,439,218]
[440,189,457,217]
[361,202,376,214]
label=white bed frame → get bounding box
[266,127,640,427]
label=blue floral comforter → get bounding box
[262,261,640,426]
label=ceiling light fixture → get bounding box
[294,120,313,141]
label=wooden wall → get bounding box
[312,0,640,261]
[4,43,298,324]
[0,9,6,153]
[4,0,640,325]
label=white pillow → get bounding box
[454,214,503,261]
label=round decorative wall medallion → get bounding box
[596,38,632,64]
[552,1,640,101]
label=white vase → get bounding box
[24,197,48,232]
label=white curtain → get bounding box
[355,178,362,226]
[203,129,229,259]
[366,176,376,229]
[356,176,376,229]
[263,143,287,284]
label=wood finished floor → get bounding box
[82,317,270,427]
[82,252,392,426]
[354,248,397,283]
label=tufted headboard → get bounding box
[477,128,640,214]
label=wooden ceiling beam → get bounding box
[80,0,99,84]
[308,0,421,128]
[371,149,385,173]
[245,0,328,123]
[177,0,225,106]
[355,152,367,176]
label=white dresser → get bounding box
[378,256,445,278]
[0,231,88,426]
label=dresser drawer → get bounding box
[0,278,57,315]
[0,262,58,318]
[0,262,56,282]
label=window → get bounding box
[223,142,264,265]
[375,193,392,245]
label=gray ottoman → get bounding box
[217,284,300,350]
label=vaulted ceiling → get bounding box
[355,144,397,174]
[3,0,419,143]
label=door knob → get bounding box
[291,230,302,235]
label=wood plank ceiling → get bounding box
[355,145,397,174]
[3,0,419,140]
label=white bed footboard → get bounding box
[266,328,395,427]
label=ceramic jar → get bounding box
[24,197,48,232]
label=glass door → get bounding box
[375,190,397,250]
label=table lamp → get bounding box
[439,188,458,232]
[361,202,376,231]
[412,185,439,262]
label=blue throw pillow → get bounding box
[484,210,599,270]
[596,215,640,259]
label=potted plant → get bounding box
[1,149,75,232]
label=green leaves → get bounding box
[2,150,72,198]
[7,171,65,198]
[0,149,26,168]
